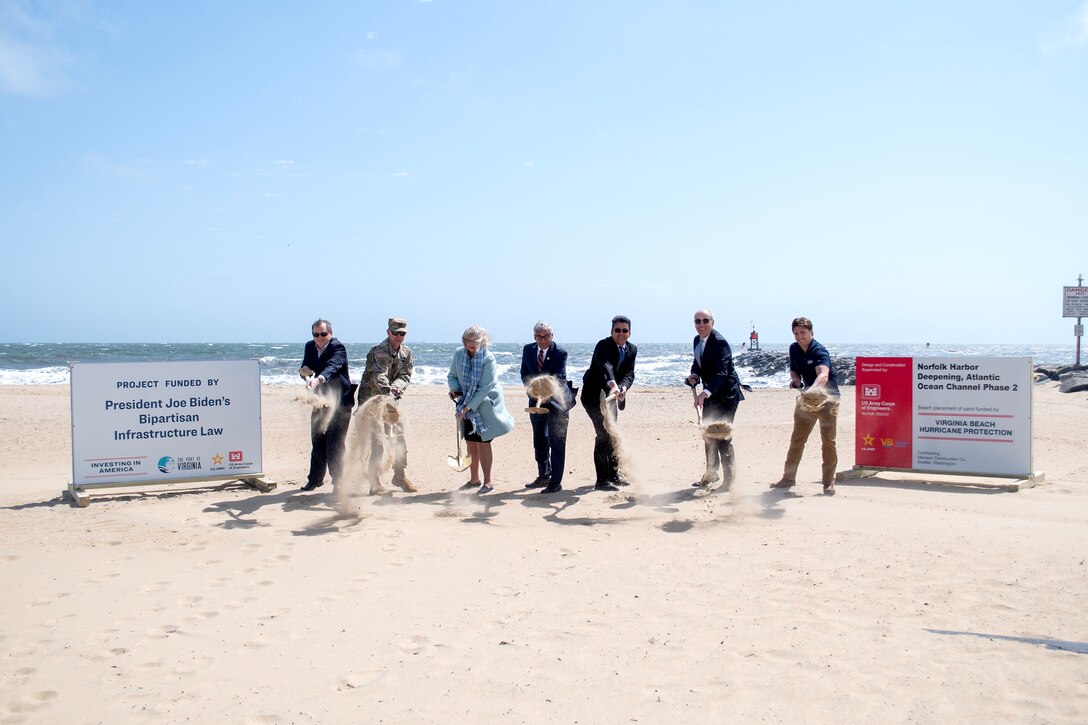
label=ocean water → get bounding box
[0,341,1075,388]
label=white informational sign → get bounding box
[1064,286,1088,317]
[912,357,1032,476]
[71,360,263,487]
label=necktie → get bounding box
[537,348,545,372]
[697,338,705,366]
[618,346,626,366]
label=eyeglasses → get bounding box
[534,333,552,339]
[694,318,712,324]
[312,332,330,338]
[391,331,406,337]
[613,328,630,334]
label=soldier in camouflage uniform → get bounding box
[357,317,415,493]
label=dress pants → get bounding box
[783,398,839,482]
[308,403,352,487]
[583,397,619,483]
[530,406,568,485]
[702,397,738,483]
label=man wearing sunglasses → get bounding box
[686,309,744,489]
[581,315,637,491]
[357,317,415,493]
[520,321,573,495]
[299,319,354,492]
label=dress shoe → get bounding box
[613,473,631,487]
[539,482,562,494]
[300,481,324,492]
[525,476,550,489]
[694,472,720,487]
[391,471,417,492]
[595,481,620,492]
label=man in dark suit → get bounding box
[581,315,637,491]
[299,318,354,492]
[520,321,571,495]
[686,309,744,489]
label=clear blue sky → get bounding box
[2,1,1085,345]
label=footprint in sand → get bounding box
[397,634,431,655]
[335,669,390,692]
[7,690,59,714]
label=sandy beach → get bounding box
[2,382,1087,723]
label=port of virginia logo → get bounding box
[157,455,203,474]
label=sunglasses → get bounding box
[391,331,406,337]
[312,332,330,338]
[613,328,630,334]
[694,318,712,324]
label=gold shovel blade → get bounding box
[447,453,472,472]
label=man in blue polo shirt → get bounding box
[771,316,840,495]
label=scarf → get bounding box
[456,348,486,435]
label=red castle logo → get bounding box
[229,451,243,462]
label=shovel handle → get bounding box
[690,384,703,425]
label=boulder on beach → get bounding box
[1059,370,1088,394]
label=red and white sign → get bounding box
[855,357,1032,477]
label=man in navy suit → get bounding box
[299,318,354,492]
[520,321,571,495]
[686,309,744,489]
[581,315,637,491]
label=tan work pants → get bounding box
[783,398,839,483]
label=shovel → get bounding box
[688,381,703,425]
[447,421,472,472]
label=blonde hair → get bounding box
[462,325,491,348]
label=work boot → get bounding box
[770,477,795,489]
[391,469,417,493]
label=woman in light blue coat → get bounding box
[447,325,515,495]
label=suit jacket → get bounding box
[520,342,571,411]
[690,329,744,403]
[301,337,354,406]
[581,338,637,405]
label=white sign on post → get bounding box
[1064,286,1088,317]
[71,360,263,489]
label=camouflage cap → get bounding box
[388,317,408,333]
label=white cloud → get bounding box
[349,49,402,71]
[392,171,410,177]
[274,159,295,167]
[0,34,71,97]
[81,153,151,180]
[523,160,535,167]
[1038,2,1088,53]
[366,31,377,40]
[183,159,211,166]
